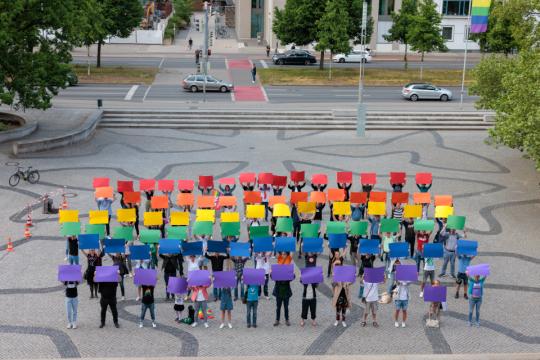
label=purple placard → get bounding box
[300,266,323,284]
[271,264,295,281]
[364,266,385,283]
[167,277,188,294]
[467,263,490,277]
[243,268,266,285]
[94,266,119,283]
[213,271,236,288]
[333,265,356,283]
[134,268,157,286]
[188,270,211,287]
[424,285,447,302]
[58,265,82,282]
[395,264,418,282]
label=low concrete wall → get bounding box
[0,112,37,144]
[12,110,103,155]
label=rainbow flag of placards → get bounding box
[471,0,491,33]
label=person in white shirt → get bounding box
[255,252,271,299]
[420,257,436,297]
[394,281,410,327]
[361,281,379,327]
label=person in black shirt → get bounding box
[64,281,79,329]
[97,280,119,328]
[140,285,156,328]
[160,254,181,300]
[304,253,317,268]
[359,254,376,277]
[348,235,360,267]
[300,283,317,327]
[67,236,79,265]
[273,280,293,326]
[337,182,352,201]
[205,252,229,301]
[401,218,416,257]
[287,181,305,192]
[82,249,104,299]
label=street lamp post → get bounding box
[357,1,368,137]
[203,1,209,103]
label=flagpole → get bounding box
[460,0,473,109]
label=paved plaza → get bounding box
[0,128,539,359]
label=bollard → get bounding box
[97,99,103,108]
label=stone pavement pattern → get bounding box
[0,128,539,358]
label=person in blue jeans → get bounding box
[64,281,79,329]
[467,273,486,326]
[66,236,79,265]
[245,284,260,328]
[139,285,156,328]
[232,256,248,300]
[439,226,465,278]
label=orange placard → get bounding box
[310,191,326,204]
[350,192,368,204]
[290,191,308,204]
[413,192,431,204]
[197,195,215,209]
[269,195,287,207]
[95,186,113,199]
[151,195,169,209]
[177,193,194,206]
[218,196,237,207]
[434,195,453,207]
[369,191,387,203]
[243,191,262,204]
[123,191,141,204]
[327,188,346,202]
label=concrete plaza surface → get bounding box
[0,128,539,358]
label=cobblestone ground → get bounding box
[0,128,539,358]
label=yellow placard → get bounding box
[221,212,240,223]
[59,209,79,223]
[246,204,265,219]
[434,205,454,219]
[367,201,386,216]
[144,211,163,226]
[403,204,422,218]
[298,201,316,214]
[89,210,109,225]
[474,0,491,7]
[273,203,291,217]
[117,208,135,223]
[170,211,190,226]
[333,201,351,216]
[196,209,216,222]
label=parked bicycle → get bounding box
[9,166,40,186]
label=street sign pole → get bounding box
[203,1,209,103]
[357,1,368,137]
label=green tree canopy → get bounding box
[315,0,352,56]
[409,0,447,61]
[383,0,418,66]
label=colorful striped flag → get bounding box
[470,0,491,33]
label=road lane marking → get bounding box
[260,86,269,102]
[142,86,152,102]
[158,57,165,68]
[260,60,268,69]
[124,85,139,101]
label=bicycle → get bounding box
[9,166,40,186]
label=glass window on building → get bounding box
[442,26,454,41]
[442,0,470,16]
[378,0,395,16]
[251,0,264,38]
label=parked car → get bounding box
[66,71,78,86]
[272,50,317,65]
[182,74,233,93]
[401,83,452,101]
[332,50,372,63]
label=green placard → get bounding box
[326,221,346,234]
[113,226,134,241]
[61,222,81,236]
[249,225,269,239]
[167,226,188,240]
[414,219,435,231]
[447,215,466,230]
[349,221,368,236]
[221,222,240,237]
[85,224,105,239]
[380,218,400,233]
[301,223,320,238]
[193,221,213,236]
[140,229,161,244]
[276,218,293,233]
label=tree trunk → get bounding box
[329,52,332,80]
[420,52,424,80]
[319,50,325,70]
[87,46,91,76]
[404,43,408,70]
[97,41,102,68]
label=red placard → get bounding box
[218,177,235,186]
[290,191,308,204]
[290,171,305,182]
[337,171,353,184]
[369,191,387,203]
[350,192,368,204]
[151,195,169,209]
[239,172,256,183]
[311,173,328,185]
[158,179,175,192]
[391,192,409,204]
[389,172,406,184]
[415,172,433,185]
[327,188,346,202]
[123,191,141,204]
[117,180,134,193]
[258,172,273,185]
[178,179,195,191]
[198,175,214,188]
[360,173,377,185]
[139,179,156,192]
[93,177,110,189]
[243,191,262,204]
[272,175,287,187]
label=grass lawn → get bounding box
[72,65,157,85]
[259,67,472,86]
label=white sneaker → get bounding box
[204,322,209,328]
[228,323,232,329]
[152,322,156,328]
[333,321,339,327]
[136,297,140,301]
[342,321,347,328]
[121,296,125,301]
[419,291,424,298]
[64,257,68,261]
[401,322,406,328]
[72,323,77,329]
[139,322,143,328]
[220,323,225,329]
[395,321,399,328]
[66,323,72,329]
[191,322,198,327]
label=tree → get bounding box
[76,0,109,75]
[408,0,447,78]
[347,0,374,45]
[384,0,418,68]
[0,0,89,110]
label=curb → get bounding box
[0,112,38,144]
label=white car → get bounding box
[333,50,372,63]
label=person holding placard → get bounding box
[160,254,181,300]
[332,281,351,327]
[288,179,305,192]
[127,202,140,236]
[218,184,236,196]
[139,285,156,328]
[259,184,270,221]
[414,230,431,272]
[416,183,432,193]
[359,253,376,278]
[97,280,120,328]
[97,195,115,236]
[191,284,210,328]
[392,203,404,221]
[64,281,79,329]
[420,258,435,298]
[427,280,442,326]
[455,254,474,299]
[82,249,104,299]
[174,294,185,323]
[232,256,248,301]
[386,258,401,298]
[381,231,397,270]
[273,279,293,326]
[348,234,360,267]
[394,280,410,328]
[135,258,150,301]
[66,236,79,265]
[244,284,260,328]
[439,227,465,279]
[304,253,318,267]
[337,182,352,201]
[301,283,318,327]
[219,287,234,329]
[361,281,379,327]
[109,253,128,300]
[255,252,271,299]
[467,273,486,326]
[144,191,154,212]
[401,218,415,258]
[369,215,381,241]
[328,249,345,278]
[206,252,230,301]
[277,251,292,265]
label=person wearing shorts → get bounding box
[420,258,435,297]
[456,254,473,299]
[394,281,410,328]
[361,281,379,327]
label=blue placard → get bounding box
[130,245,150,260]
[275,236,296,253]
[457,240,478,256]
[159,239,181,254]
[423,243,444,258]
[253,236,274,253]
[328,233,347,249]
[302,237,323,253]
[359,239,379,255]
[207,240,229,254]
[78,234,100,250]
[230,242,251,257]
[104,238,125,254]
[389,242,409,258]
[182,241,203,256]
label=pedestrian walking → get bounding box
[251,64,257,83]
[188,37,193,50]
[195,49,200,64]
[266,45,270,57]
